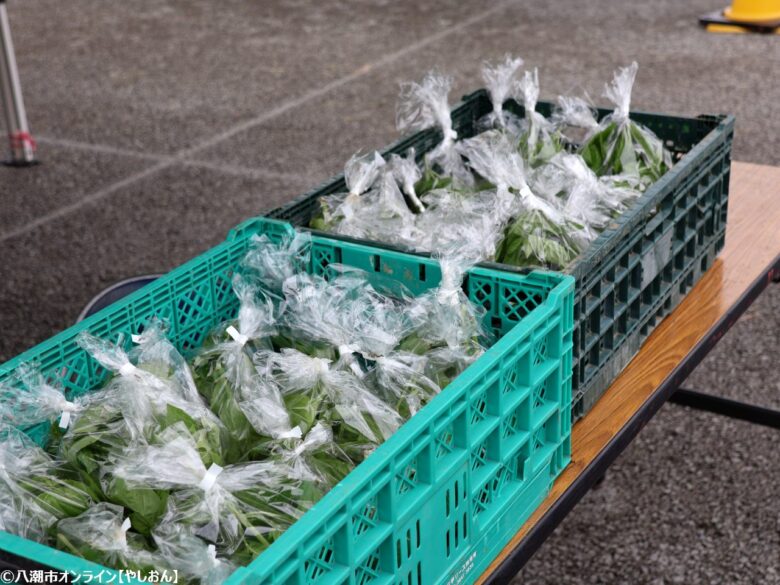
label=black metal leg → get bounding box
[670,388,780,430]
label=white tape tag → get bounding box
[198,463,224,491]
[207,544,218,564]
[519,185,534,200]
[121,518,132,532]
[131,334,143,344]
[119,363,139,377]
[59,411,72,429]
[226,325,249,347]
[279,426,303,440]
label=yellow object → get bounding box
[724,0,780,22]
[706,23,750,32]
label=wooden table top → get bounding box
[478,161,780,583]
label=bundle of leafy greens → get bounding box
[191,275,296,462]
[255,347,403,464]
[0,426,99,543]
[54,503,161,574]
[516,68,563,168]
[579,62,672,187]
[399,256,486,386]
[109,423,315,565]
[310,152,386,232]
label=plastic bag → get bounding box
[279,269,411,377]
[517,68,563,167]
[414,180,510,263]
[191,276,294,452]
[334,170,419,247]
[310,152,385,231]
[495,206,581,270]
[153,525,236,585]
[396,71,473,188]
[400,256,486,355]
[72,328,233,467]
[255,348,403,463]
[0,364,82,433]
[551,95,599,144]
[110,423,313,562]
[0,426,98,542]
[364,351,441,419]
[54,503,161,573]
[479,54,525,134]
[456,130,527,220]
[554,153,640,246]
[269,422,353,490]
[389,148,425,213]
[241,230,312,300]
[579,62,672,186]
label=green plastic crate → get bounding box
[0,218,574,585]
[266,89,734,419]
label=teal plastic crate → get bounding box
[266,89,734,419]
[0,218,574,585]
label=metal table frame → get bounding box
[484,254,780,584]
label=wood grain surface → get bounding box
[477,161,780,583]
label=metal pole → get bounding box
[0,0,37,166]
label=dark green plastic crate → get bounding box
[266,89,734,419]
[0,218,574,585]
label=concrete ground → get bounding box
[2,0,779,582]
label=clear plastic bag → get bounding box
[278,269,411,377]
[54,503,161,573]
[191,276,293,452]
[389,148,425,213]
[310,152,385,232]
[400,255,487,355]
[334,170,419,247]
[396,71,473,188]
[456,130,527,220]
[0,364,82,432]
[364,351,440,419]
[579,62,672,186]
[73,327,234,469]
[110,423,313,563]
[517,68,563,167]
[153,525,236,585]
[269,422,353,490]
[241,230,312,300]
[479,54,524,134]
[554,153,640,246]
[551,95,599,144]
[255,348,403,463]
[0,426,98,542]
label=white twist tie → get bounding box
[519,184,534,201]
[279,426,304,440]
[226,325,250,347]
[442,128,458,148]
[198,463,224,492]
[58,401,78,429]
[207,544,220,566]
[119,362,139,377]
[115,517,131,548]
